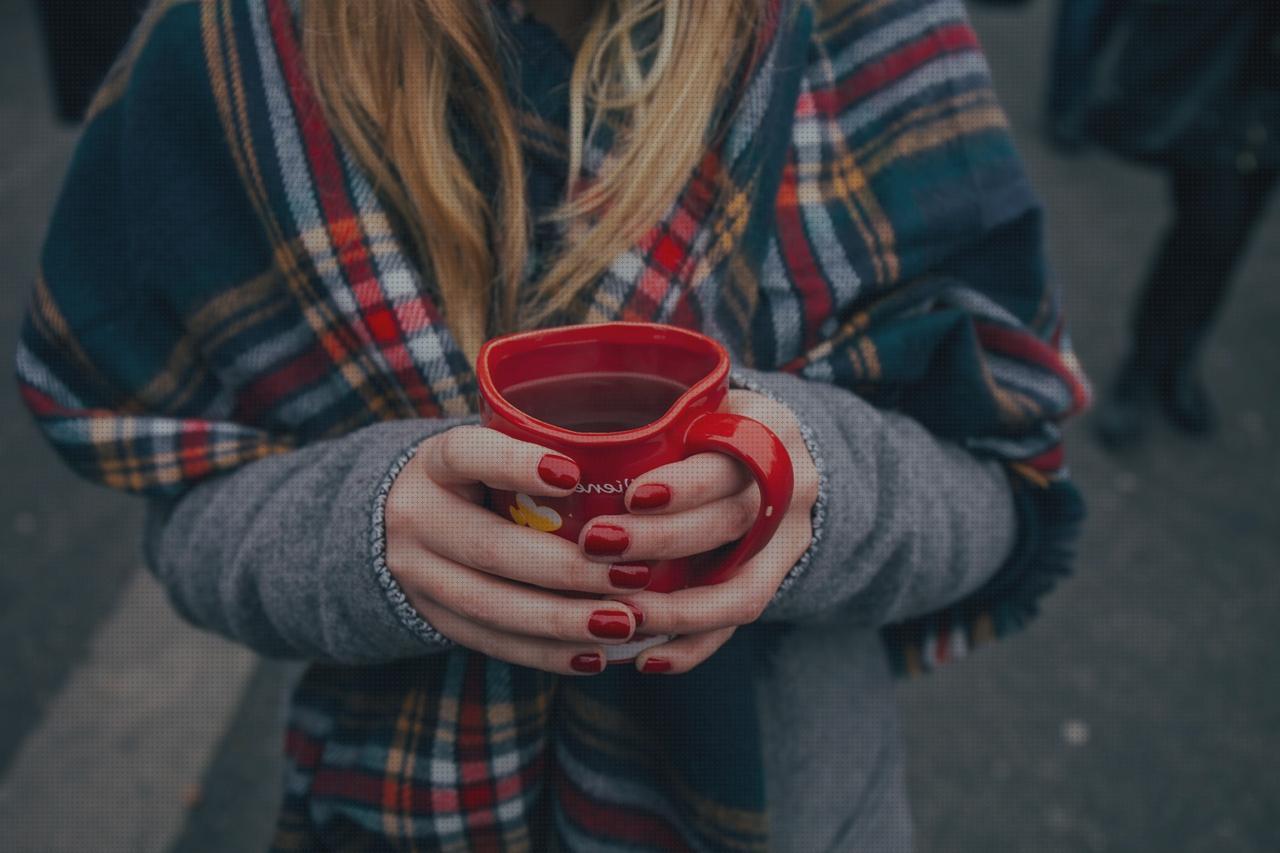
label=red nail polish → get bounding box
[584,524,629,556]
[588,610,633,640]
[608,564,651,590]
[640,657,672,673]
[537,454,579,489]
[630,483,671,510]
[571,653,604,673]
[618,601,645,628]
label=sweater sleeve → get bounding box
[732,368,1016,627]
[143,417,472,662]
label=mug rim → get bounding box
[476,322,730,446]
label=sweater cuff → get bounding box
[370,439,458,650]
[373,414,486,648]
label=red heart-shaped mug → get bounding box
[476,322,794,663]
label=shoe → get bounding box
[1160,365,1216,436]
[1093,358,1157,450]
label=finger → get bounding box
[393,545,638,645]
[624,452,753,514]
[421,425,581,495]
[634,627,737,675]
[609,512,814,636]
[581,485,760,563]
[416,597,609,676]
[401,485,652,593]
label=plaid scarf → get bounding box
[18,0,1087,849]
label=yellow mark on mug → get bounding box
[509,493,563,533]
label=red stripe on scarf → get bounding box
[558,775,694,852]
[810,23,981,116]
[311,767,388,805]
[934,613,951,664]
[233,341,333,423]
[266,0,439,416]
[975,322,1090,414]
[1025,444,1065,473]
[285,728,325,770]
[17,383,62,417]
[178,423,213,478]
[775,159,834,349]
[626,150,721,322]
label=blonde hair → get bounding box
[302,0,762,363]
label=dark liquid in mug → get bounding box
[502,372,689,432]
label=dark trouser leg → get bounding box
[1098,165,1278,447]
[1045,0,1125,149]
[32,0,148,122]
[1131,167,1278,377]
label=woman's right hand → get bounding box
[384,425,644,674]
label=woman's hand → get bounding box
[586,389,822,674]
[385,426,648,675]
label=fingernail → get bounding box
[618,600,645,628]
[608,563,651,590]
[537,454,579,489]
[584,524,629,556]
[588,610,633,640]
[640,657,672,674]
[630,483,671,510]
[571,653,605,673]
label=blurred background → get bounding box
[0,0,1277,850]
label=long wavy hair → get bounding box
[302,0,763,362]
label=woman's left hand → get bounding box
[579,389,821,673]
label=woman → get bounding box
[18,0,1087,849]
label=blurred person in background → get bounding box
[963,0,1127,151]
[1043,0,1126,152]
[33,0,148,122]
[1088,1,1280,448]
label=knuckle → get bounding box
[464,535,505,573]
[539,647,567,673]
[523,550,561,585]
[544,646,588,675]
[733,596,768,626]
[549,608,585,642]
[383,538,417,579]
[646,525,676,559]
[733,492,759,532]
[497,440,524,478]
[668,609,706,636]
[384,490,417,539]
[385,464,429,534]
[454,594,492,628]
[566,562,607,593]
[659,658,692,675]
[437,427,467,476]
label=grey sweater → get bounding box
[144,366,1016,852]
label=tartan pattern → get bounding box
[17,0,1087,848]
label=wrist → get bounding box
[372,432,462,650]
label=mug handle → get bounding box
[680,412,795,587]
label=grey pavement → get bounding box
[1,1,1277,851]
